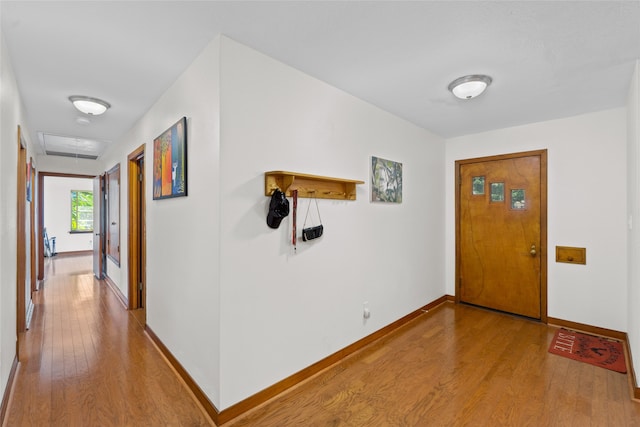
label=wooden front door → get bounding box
[456,150,547,320]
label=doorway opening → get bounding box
[38,172,96,284]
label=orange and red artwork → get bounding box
[153,117,187,200]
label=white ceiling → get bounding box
[2,1,639,159]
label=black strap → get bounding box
[303,192,322,228]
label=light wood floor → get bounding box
[5,254,640,426]
[3,255,212,426]
[228,304,640,426]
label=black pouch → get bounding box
[302,194,323,241]
[302,225,323,241]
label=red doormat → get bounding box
[548,328,626,373]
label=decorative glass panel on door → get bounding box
[490,182,504,202]
[472,176,485,195]
[511,189,525,209]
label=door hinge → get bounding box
[138,282,143,291]
[138,173,143,182]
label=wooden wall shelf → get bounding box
[265,171,364,200]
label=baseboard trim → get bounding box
[216,295,451,424]
[620,333,640,401]
[629,343,640,401]
[0,356,19,424]
[547,316,627,341]
[145,325,219,424]
[548,316,640,401]
[104,275,128,309]
[625,336,640,401]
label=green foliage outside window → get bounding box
[71,190,93,232]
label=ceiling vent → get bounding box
[43,150,99,160]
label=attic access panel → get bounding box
[39,132,109,160]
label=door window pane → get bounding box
[511,189,525,209]
[472,176,485,195]
[490,182,504,202]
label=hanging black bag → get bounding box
[302,193,323,241]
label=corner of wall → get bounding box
[106,33,223,409]
[627,59,640,389]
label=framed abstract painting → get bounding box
[153,117,187,200]
[371,156,402,203]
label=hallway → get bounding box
[4,255,212,426]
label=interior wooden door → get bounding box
[138,156,146,309]
[93,174,105,279]
[106,165,120,265]
[456,150,547,320]
[127,145,146,312]
[29,158,36,295]
[16,127,27,339]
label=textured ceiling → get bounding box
[1,1,639,158]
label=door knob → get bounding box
[530,244,537,256]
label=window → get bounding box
[70,190,93,232]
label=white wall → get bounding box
[218,37,445,409]
[99,36,222,406]
[446,109,628,331]
[99,35,445,411]
[627,60,640,385]
[43,176,94,253]
[0,31,35,403]
[36,155,101,176]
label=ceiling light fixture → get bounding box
[69,95,111,115]
[448,75,492,99]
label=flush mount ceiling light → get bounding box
[69,95,111,115]
[448,75,492,99]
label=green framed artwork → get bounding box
[371,156,402,203]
